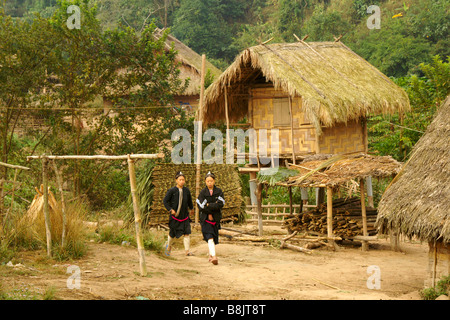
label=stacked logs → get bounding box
[283,197,378,238]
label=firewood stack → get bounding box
[283,197,378,238]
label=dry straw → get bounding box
[376,96,450,243]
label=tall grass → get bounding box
[1,198,89,261]
[97,223,165,255]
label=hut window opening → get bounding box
[273,97,291,127]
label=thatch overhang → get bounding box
[202,42,410,133]
[257,153,402,188]
[376,96,450,244]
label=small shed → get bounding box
[376,96,450,287]
[257,153,402,249]
[201,41,410,159]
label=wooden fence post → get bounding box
[42,157,52,258]
[127,155,147,276]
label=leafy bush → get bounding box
[420,275,450,300]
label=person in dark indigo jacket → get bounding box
[163,171,194,256]
[196,171,225,265]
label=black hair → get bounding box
[205,171,215,180]
[175,171,185,179]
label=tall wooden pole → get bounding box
[52,160,67,249]
[195,54,206,224]
[42,157,52,258]
[289,96,295,164]
[127,155,147,276]
[360,179,369,251]
[224,86,230,152]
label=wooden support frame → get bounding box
[27,153,162,276]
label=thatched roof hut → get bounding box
[154,28,222,97]
[376,96,450,244]
[202,41,410,134]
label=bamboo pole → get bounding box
[225,86,230,151]
[52,160,67,249]
[0,161,30,171]
[360,179,369,251]
[42,157,52,258]
[127,155,147,276]
[27,154,162,161]
[195,54,206,224]
[326,186,334,248]
[288,96,296,164]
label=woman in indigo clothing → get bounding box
[196,171,225,265]
[163,171,194,256]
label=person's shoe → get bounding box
[164,242,171,257]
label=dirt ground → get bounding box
[0,224,429,300]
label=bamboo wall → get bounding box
[249,86,366,156]
[149,163,243,225]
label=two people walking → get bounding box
[163,170,224,265]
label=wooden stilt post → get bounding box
[42,157,52,258]
[256,182,263,236]
[360,179,369,251]
[52,160,67,249]
[127,155,147,276]
[288,96,295,164]
[326,186,335,249]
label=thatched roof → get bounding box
[155,28,222,96]
[258,153,402,188]
[202,42,410,133]
[376,96,450,244]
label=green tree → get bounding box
[277,0,310,41]
[171,0,238,63]
[302,4,351,41]
[0,5,60,213]
[368,55,450,160]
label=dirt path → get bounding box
[1,227,428,300]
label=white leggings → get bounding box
[168,235,190,251]
[208,238,216,257]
